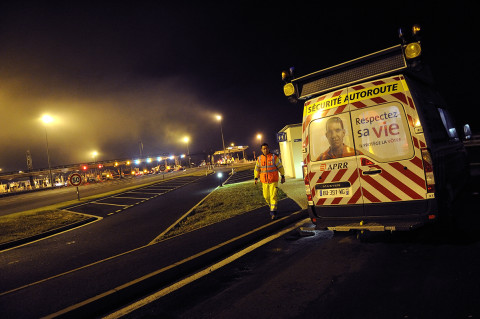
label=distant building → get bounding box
[277,123,302,178]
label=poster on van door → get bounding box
[309,113,355,162]
[351,103,413,162]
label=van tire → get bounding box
[438,184,456,226]
[438,183,469,227]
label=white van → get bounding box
[282,27,469,231]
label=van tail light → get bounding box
[303,164,314,204]
[421,148,435,193]
[361,157,375,166]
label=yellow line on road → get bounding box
[103,217,311,319]
[93,202,130,207]
[35,212,307,318]
[42,212,307,318]
[148,186,220,244]
[0,243,148,298]
[112,196,150,199]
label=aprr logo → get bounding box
[319,162,348,171]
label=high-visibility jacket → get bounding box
[254,153,285,184]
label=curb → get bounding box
[47,209,309,318]
[0,217,98,251]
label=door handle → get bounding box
[362,169,382,176]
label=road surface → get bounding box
[117,179,480,319]
[0,169,234,317]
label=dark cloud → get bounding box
[0,1,477,172]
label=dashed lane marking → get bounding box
[92,202,130,207]
[112,196,151,200]
[65,175,204,217]
[126,191,165,195]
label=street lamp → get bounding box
[92,151,99,178]
[215,115,226,163]
[92,151,98,163]
[41,114,54,187]
[183,136,190,168]
[254,133,262,160]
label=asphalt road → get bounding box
[123,182,480,319]
[3,163,478,318]
[0,169,233,318]
[0,168,208,217]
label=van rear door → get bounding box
[348,76,429,217]
[305,88,363,218]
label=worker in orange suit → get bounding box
[254,143,285,220]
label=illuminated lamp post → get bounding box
[254,133,262,160]
[92,151,99,179]
[183,136,191,168]
[41,114,54,187]
[215,115,226,164]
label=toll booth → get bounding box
[277,123,303,178]
[213,145,249,164]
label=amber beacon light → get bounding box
[283,82,295,96]
[405,42,421,59]
[400,24,422,60]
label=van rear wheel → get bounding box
[438,184,456,226]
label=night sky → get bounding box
[0,1,476,172]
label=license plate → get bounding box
[318,187,351,198]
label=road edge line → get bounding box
[148,185,220,245]
[104,217,311,318]
[42,209,308,318]
[0,214,101,253]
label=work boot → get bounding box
[270,211,277,220]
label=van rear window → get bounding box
[351,103,414,162]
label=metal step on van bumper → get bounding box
[325,220,424,232]
[308,199,437,231]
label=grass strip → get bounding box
[229,163,255,172]
[162,181,286,239]
[0,210,90,244]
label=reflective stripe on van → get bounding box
[303,75,430,208]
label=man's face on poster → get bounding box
[325,120,345,149]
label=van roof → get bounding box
[292,45,407,99]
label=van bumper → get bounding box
[308,199,437,231]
